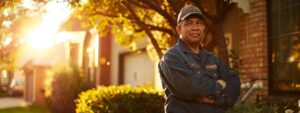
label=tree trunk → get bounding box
[147,31,163,58]
[211,22,229,65]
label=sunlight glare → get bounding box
[19,38,25,44]
[288,56,295,62]
[22,0,35,9]
[81,0,89,4]
[54,32,73,44]
[3,9,10,17]
[27,29,53,49]
[2,21,12,28]
[26,1,72,49]
[3,37,12,46]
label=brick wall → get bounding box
[238,0,269,102]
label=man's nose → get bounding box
[191,24,200,30]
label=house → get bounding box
[59,17,159,89]
[223,0,300,102]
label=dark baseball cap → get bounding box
[177,5,204,23]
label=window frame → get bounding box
[267,0,300,96]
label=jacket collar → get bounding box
[176,39,211,61]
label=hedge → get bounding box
[76,85,165,113]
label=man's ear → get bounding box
[176,25,181,34]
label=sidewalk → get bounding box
[0,97,31,109]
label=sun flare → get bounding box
[25,0,72,49]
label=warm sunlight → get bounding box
[3,37,12,46]
[82,0,89,4]
[27,29,53,49]
[25,0,72,49]
[22,0,35,9]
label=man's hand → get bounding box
[217,79,226,89]
[197,97,214,104]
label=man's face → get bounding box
[177,15,206,45]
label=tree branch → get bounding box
[122,1,163,58]
[127,0,151,9]
[167,0,184,14]
[134,28,143,33]
[146,24,174,36]
[89,11,118,18]
[139,0,177,28]
[191,1,214,21]
[133,24,174,36]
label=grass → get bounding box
[0,105,49,113]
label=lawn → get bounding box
[0,105,49,113]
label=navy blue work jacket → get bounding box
[158,39,240,113]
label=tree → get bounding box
[67,0,233,64]
[0,0,44,70]
[0,0,24,70]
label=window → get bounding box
[269,0,300,95]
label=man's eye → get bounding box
[185,22,192,25]
[197,22,204,25]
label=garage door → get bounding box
[123,51,154,87]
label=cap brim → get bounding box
[180,12,204,21]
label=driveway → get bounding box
[0,97,31,109]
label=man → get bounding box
[158,5,240,113]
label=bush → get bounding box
[265,97,299,113]
[44,65,95,113]
[76,85,165,113]
[228,97,300,113]
[227,103,278,113]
